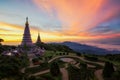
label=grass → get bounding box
[43,50,76,57]
[25,63,49,74]
[99,57,120,69]
[51,59,66,68]
[43,51,55,57]
[26,51,105,79]
[48,55,103,69]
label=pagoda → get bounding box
[21,17,33,46]
[36,32,42,44]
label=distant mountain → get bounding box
[61,41,120,55]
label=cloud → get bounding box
[0,21,79,44]
[32,0,120,46]
[1,0,120,46]
[32,0,120,33]
[88,26,113,36]
[93,36,120,45]
[0,11,23,18]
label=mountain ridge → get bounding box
[58,41,120,55]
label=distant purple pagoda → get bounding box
[36,32,42,44]
[21,17,33,46]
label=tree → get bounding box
[0,38,4,43]
[112,70,120,80]
[0,56,22,79]
[68,64,94,80]
[50,62,60,76]
[103,61,115,78]
[76,52,81,56]
[29,76,36,80]
[79,63,94,80]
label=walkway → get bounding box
[48,55,105,80]
[60,68,69,80]
[48,55,105,66]
[21,55,105,80]
[31,68,69,80]
[95,69,104,80]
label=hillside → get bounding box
[61,41,120,55]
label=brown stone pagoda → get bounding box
[21,17,33,46]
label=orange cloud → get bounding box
[1,0,120,45]
[0,21,81,45]
[1,21,119,45]
[33,0,119,33]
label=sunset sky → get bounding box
[0,0,120,50]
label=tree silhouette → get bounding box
[50,62,60,76]
[0,38,4,44]
[103,61,115,78]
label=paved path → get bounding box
[48,55,105,80]
[21,68,25,73]
[75,63,80,69]
[60,68,69,80]
[31,68,69,80]
[21,54,39,73]
[95,69,104,80]
[21,55,105,80]
[48,55,105,66]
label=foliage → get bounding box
[80,63,94,80]
[105,54,120,62]
[20,53,30,67]
[76,52,81,56]
[28,76,36,80]
[79,62,87,68]
[112,69,120,80]
[103,61,115,78]
[0,45,16,54]
[0,52,30,79]
[67,64,95,80]
[36,43,74,52]
[84,55,99,61]
[50,62,60,76]
[67,65,81,80]
[0,56,22,78]
[38,72,62,80]
[0,38,4,44]
[25,62,49,74]
[32,58,39,63]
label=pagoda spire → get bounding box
[36,32,42,44]
[21,17,33,46]
[26,17,29,25]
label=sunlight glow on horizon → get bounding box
[0,0,120,50]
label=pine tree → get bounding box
[103,61,114,78]
[50,62,60,76]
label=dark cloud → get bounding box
[96,37,120,45]
[109,0,120,5]
[88,26,112,36]
[99,0,120,24]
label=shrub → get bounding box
[50,62,60,76]
[103,61,115,78]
